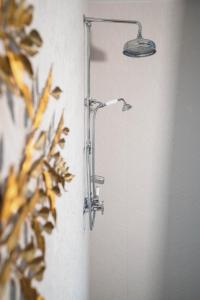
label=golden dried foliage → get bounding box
[0,1,74,299]
[51,86,63,100]
[0,0,42,119]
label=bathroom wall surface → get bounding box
[88,1,200,300]
[33,1,89,299]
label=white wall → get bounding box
[0,1,89,300]
[34,1,89,299]
[89,1,200,300]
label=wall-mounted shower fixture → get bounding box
[84,16,156,230]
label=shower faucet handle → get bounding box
[93,194,104,215]
[94,202,104,215]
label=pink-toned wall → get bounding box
[88,1,200,300]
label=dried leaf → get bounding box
[43,222,54,234]
[20,277,39,300]
[32,218,45,254]
[26,256,44,273]
[50,86,62,99]
[20,54,33,77]
[55,159,68,174]
[54,155,63,167]
[64,173,74,182]
[21,242,35,261]
[18,132,35,183]
[43,171,56,211]
[7,51,33,119]
[52,152,60,160]
[44,161,64,186]
[20,38,39,56]
[1,167,23,222]
[4,0,17,27]
[49,194,55,211]
[52,153,61,168]
[37,207,49,220]
[63,127,69,135]
[32,218,41,236]
[36,234,45,254]
[28,156,44,177]
[58,138,65,149]
[48,113,64,157]
[0,55,12,77]
[33,266,45,282]
[20,33,39,55]
[37,296,45,300]
[0,259,11,288]
[52,186,61,197]
[14,4,33,28]
[5,207,27,252]
[29,29,43,47]
[27,190,40,214]
[28,255,44,267]
[0,55,15,88]
[32,68,53,129]
[35,132,47,150]
[4,191,39,252]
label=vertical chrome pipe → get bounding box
[86,21,91,102]
[86,21,91,144]
[85,21,94,230]
[91,107,98,200]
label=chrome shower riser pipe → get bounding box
[84,15,156,230]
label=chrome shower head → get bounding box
[93,98,132,112]
[123,36,156,58]
[122,103,132,111]
[118,98,132,111]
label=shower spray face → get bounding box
[122,103,132,111]
[123,37,156,57]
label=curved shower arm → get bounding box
[84,16,142,37]
[118,98,126,105]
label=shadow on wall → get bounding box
[162,1,200,299]
[91,30,107,62]
[91,44,107,62]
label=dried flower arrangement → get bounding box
[0,1,73,299]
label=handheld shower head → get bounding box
[118,98,132,111]
[122,103,132,111]
[104,98,132,111]
[123,36,156,58]
[91,98,132,112]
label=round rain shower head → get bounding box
[123,37,156,58]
